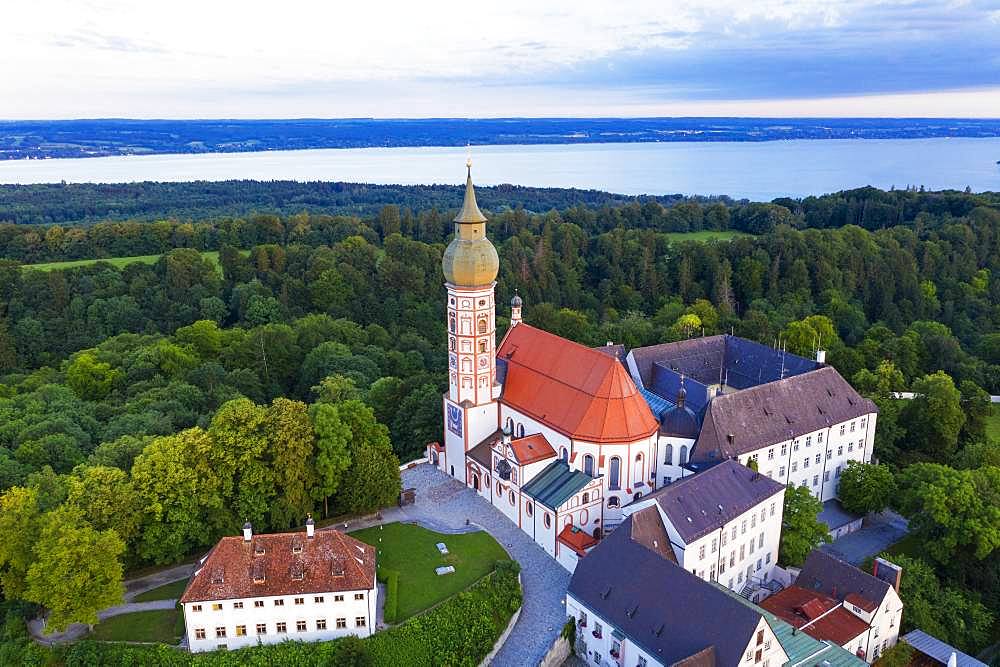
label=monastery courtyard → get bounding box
[348,463,571,667]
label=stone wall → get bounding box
[539,636,572,667]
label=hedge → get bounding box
[382,569,400,625]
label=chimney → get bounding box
[816,349,827,364]
[243,521,252,542]
[306,513,315,539]
[873,557,903,593]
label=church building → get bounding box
[429,162,878,572]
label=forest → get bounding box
[1,184,1000,660]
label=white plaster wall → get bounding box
[184,587,375,653]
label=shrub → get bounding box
[381,569,400,624]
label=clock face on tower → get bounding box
[446,403,463,437]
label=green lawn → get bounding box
[21,251,222,272]
[132,579,189,603]
[663,230,748,243]
[987,404,1000,442]
[351,522,510,622]
[90,606,184,644]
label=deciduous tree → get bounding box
[779,485,831,566]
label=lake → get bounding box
[1,138,999,200]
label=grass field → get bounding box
[663,230,747,243]
[90,606,184,644]
[21,251,222,272]
[132,579,190,603]
[351,522,510,622]
[987,404,1000,442]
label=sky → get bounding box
[3,0,1000,119]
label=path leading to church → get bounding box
[338,464,571,667]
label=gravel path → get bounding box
[820,510,909,565]
[382,464,571,667]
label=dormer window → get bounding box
[292,537,303,554]
[254,543,266,556]
[252,562,266,584]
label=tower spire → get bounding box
[454,157,487,224]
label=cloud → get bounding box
[2,0,1000,117]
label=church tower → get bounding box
[440,160,501,481]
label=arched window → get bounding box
[584,454,595,477]
[516,423,525,438]
[580,509,589,525]
[608,496,620,508]
[560,447,568,462]
[633,492,642,502]
[478,319,487,334]
[544,513,551,529]
[505,417,513,433]
[509,490,516,506]
[664,443,673,466]
[634,453,644,484]
[478,340,487,353]
[582,492,589,504]
[496,481,503,495]
[526,502,533,517]
[449,316,456,333]
[679,445,688,464]
[609,457,621,490]
[485,474,490,486]
[449,337,456,352]
[511,467,518,484]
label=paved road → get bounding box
[820,510,909,565]
[361,464,571,667]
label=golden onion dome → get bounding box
[442,161,499,287]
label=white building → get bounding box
[760,551,904,663]
[623,458,786,603]
[567,508,789,667]
[179,520,377,653]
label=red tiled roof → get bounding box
[845,592,878,613]
[180,529,375,603]
[510,433,557,465]
[761,585,869,647]
[558,524,600,556]
[498,325,658,444]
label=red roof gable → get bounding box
[761,585,869,646]
[510,433,557,465]
[558,524,600,556]
[845,592,878,613]
[498,324,658,443]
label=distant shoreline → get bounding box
[3,117,1000,161]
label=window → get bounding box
[478,340,487,353]
[544,513,551,528]
[742,519,747,534]
[813,475,819,487]
[730,552,735,567]
[803,457,809,469]
[355,593,365,601]
[767,448,774,460]
[256,623,266,635]
[192,605,203,612]
[317,619,327,630]
[751,514,756,529]
[722,532,727,546]
[195,628,206,640]
[793,440,799,451]
[609,457,621,490]
[663,475,671,486]
[561,447,568,462]
[818,432,824,443]
[731,526,737,540]
[806,436,812,447]
[861,418,867,429]
[850,421,856,432]
[770,502,776,516]
[516,423,525,437]
[254,600,264,608]
[848,442,854,452]
[297,620,307,632]
[826,449,832,458]
[336,618,347,629]
[840,425,846,436]
[759,533,764,548]
[583,454,595,476]
[233,601,243,609]
[766,552,772,563]
[699,545,706,559]
[314,596,324,603]
[720,559,727,574]
[356,617,367,628]
[638,658,648,667]
[478,319,487,334]
[276,622,287,634]
[756,558,762,571]
[274,599,284,607]
[780,443,787,456]
[526,501,533,517]
[778,466,786,477]
[212,603,222,611]
[791,462,797,473]
[837,445,843,456]
[738,571,744,584]
[608,496,620,508]
[711,538,717,553]
[761,509,766,522]
[836,465,842,478]
[294,597,304,605]
[801,479,807,487]
[679,445,688,464]
[236,625,246,637]
[509,490,516,505]
[215,627,226,638]
[815,454,821,464]
[824,470,830,481]
[334,594,344,602]
[740,544,745,559]
[664,443,674,465]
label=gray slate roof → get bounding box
[691,366,877,461]
[797,550,891,606]
[903,630,988,667]
[569,513,765,666]
[629,336,728,389]
[636,459,785,544]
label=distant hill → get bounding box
[3,117,1000,160]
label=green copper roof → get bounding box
[521,461,593,510]
[714,585,867,667]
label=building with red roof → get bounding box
[179,520,377,653]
